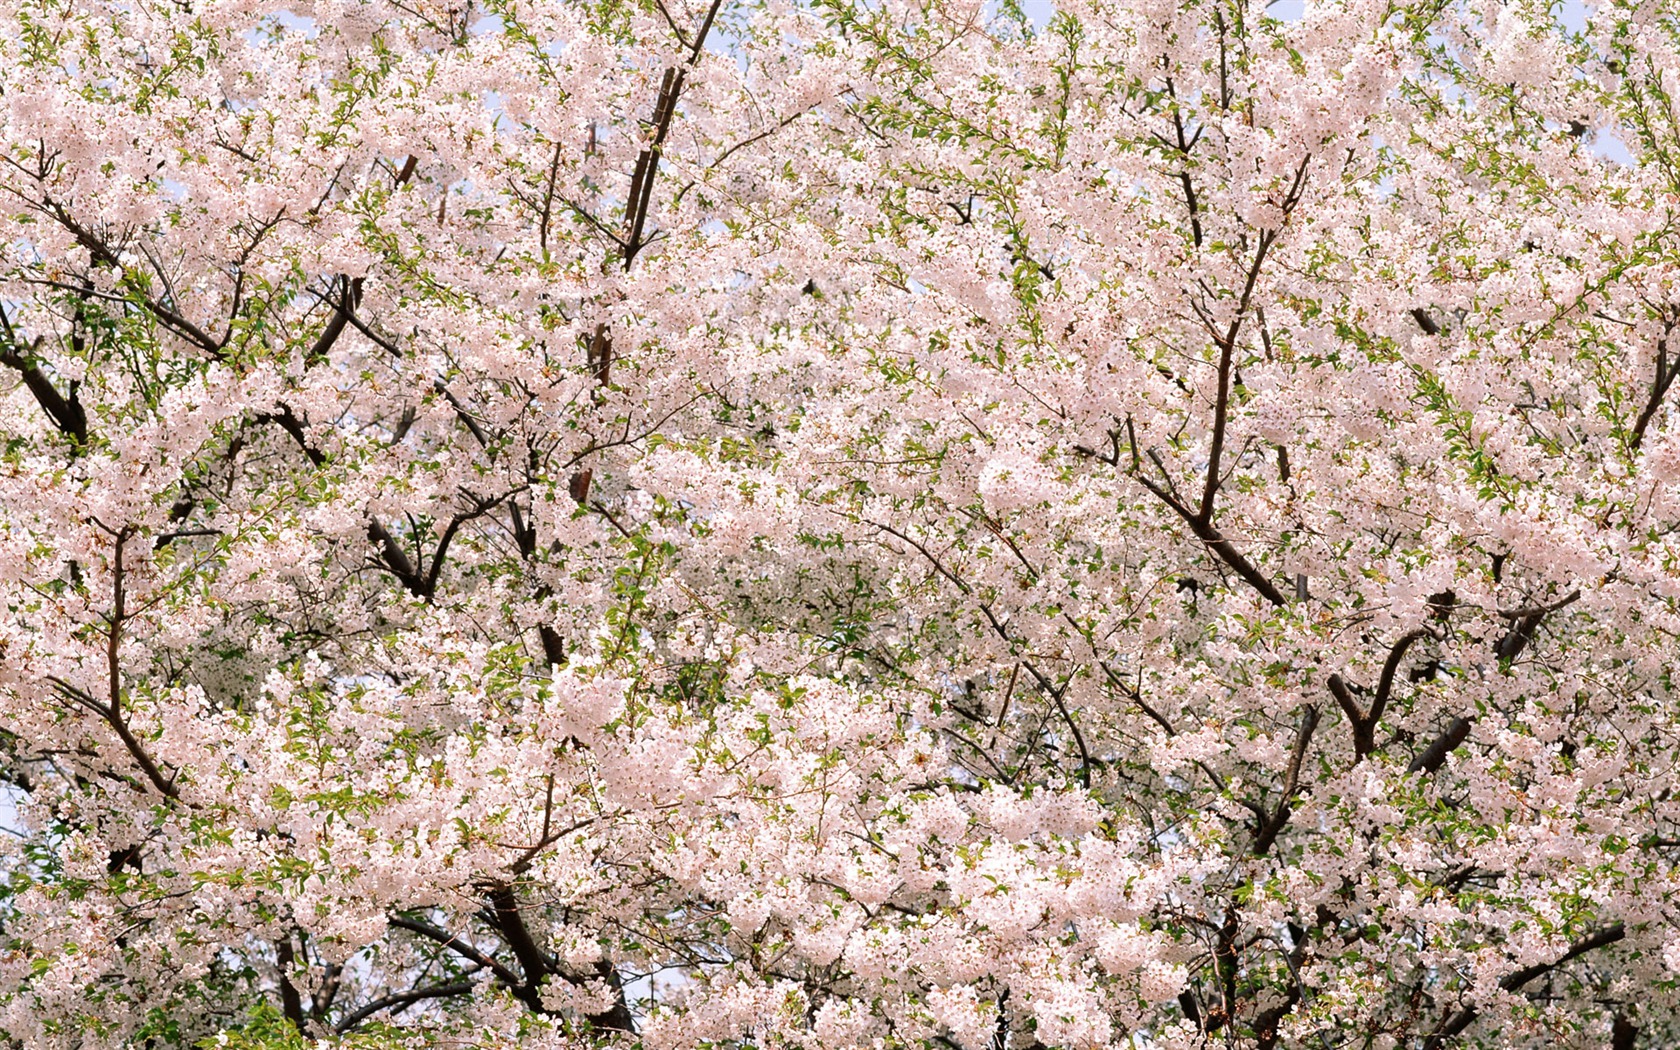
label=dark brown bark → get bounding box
[1251,704,1319,856]
[1422,923,1625,1049]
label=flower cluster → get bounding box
[2,0,1679,1047]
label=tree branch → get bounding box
[335,976,479,1033]
[0,306,87,443]
[94,528,184,802]
[1407,716,1471,774]
[387,915,524,988]
[620,0,725,267]
[1250,704,1319,856]
[1412,589,1577,774]
[1631,323,1678,450]
[1422,923,1625,1049]
[44,201,223,354]
[1330,627,1430,760]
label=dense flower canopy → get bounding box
[4,0,1680,1047]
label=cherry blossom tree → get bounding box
[4,0,1680,1047]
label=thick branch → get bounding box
[484,882,554,1002]
[1407,716,1471,774]
[257,404,499,601]
[367,518,425,596]
[1496,588,1580,663]
[1193,157,1309,523]
[46,202,222,353]
[335,977,478,1033]
[1129,166,1310,610]
[276,936,307,1031]
[479,881,634,1030]
[1330,627,1429,760]
[1198,226,1280,523]
[388,915,524,988]
[1631,329,1678,450]
[1413,589,1578,774]
[69,528,185,802]
[620,0,725,267]
[257,405,327,467]
[1142,480,1289,607]
[307,275,363,364]
[1250,704,1319,856]
[0,319,87,442]
[1423,923,1625,1049]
